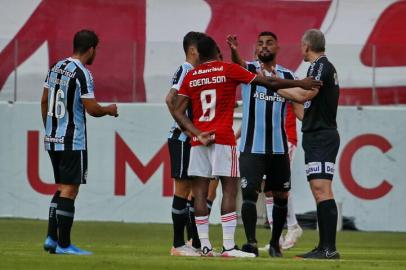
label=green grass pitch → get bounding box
[1,218,405,270]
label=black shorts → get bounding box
[168,138,191,180]
[239,152,291,192]
[302,129,340,181]
[48,150,88,185]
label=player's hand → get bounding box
[107,104,119,117]
[197,130,215,146]
[226,35,238,50]
[300,76,322,90]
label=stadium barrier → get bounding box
[0,102,405,232]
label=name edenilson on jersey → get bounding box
[51,65,76,78]
[253,92,285,102]
[189,75,226,87]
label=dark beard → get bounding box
[258,53,275,63]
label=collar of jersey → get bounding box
[201,60,217,65]
[67,57,83,66]
[313,55,327,63]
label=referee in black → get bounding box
[295,29,340,259]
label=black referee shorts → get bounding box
[48,150,88,185]
[239,152,291,192]
[167,138,191,180]
[302,129,340,181]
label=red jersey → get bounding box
[285,102,298,146]
[178,61,256,146]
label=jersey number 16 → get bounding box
[47,87,66,119]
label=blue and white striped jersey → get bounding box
[167,62,193,142]
[239,61,296,154]
[44,57,95,151]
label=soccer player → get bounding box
[165,31,205,257]
[295,29,341,259]
[41,30,118,255]
[173,35,321,257]
[227,32,305,257]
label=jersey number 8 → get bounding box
[47,88,66,119]
[199,89,216,122]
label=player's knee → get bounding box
[174,180,192,198]
[59,184,79,199]
[311,182,333,202]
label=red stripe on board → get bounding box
[339,87,406,105]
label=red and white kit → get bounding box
[178,60,256,178]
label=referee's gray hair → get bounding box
[302,29,325,53]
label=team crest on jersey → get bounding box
[240,177,248,189]
[304,100,312,109]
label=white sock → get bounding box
[195,215,212,249]
[265,196,274,228]
[221,212,237,250]
[286,194,299,229]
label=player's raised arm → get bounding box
[253,75,321,91]
[81,98,118,117]
[227,35,246,68]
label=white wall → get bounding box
[0,102,405,231]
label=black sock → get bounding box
[270,198,288,248]
[317,203,324,248]
[185,200,193,241]
[241,200,257,244]
[172,195,188,248]
[56,197,75,248]
[189,197,201,249]
[47,190,60,241]
[206,199,213,216]
[317,199,338,250]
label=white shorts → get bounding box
[188,144,239,178]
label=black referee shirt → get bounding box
[302,55,339,132]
